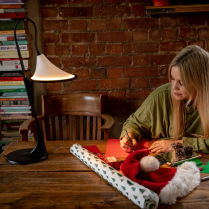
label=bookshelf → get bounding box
[145,4,209,15]
[0,0,35,151]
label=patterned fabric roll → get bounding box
[70,143,159,209]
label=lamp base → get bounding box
[6,148,48,164]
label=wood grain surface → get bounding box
[1,140,209,209]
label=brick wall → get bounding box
[40,0,209,138]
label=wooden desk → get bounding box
[1,141,209,209]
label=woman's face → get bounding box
[170,66,190,101]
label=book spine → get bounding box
[0,58,24,61]
[0,50,32,59]
[0,98,28,101]
[0,35,30,41]
[1,106,30,109]
[0,85,25,89]
[0,13,25,18]
[1,59,28,65]
[0,115,32,120]
[0,0,24,2]
[0,73,24,77]
[0,81,24,85]
[1,123,22,130]
[0,77,23,81]
[0,45,29,51]
[0,110,31,113]
[0,89,26,92]
[1,100,29,105]
[0,29,28,35]
[0,5,22,9]
[0,8,25,13]
[0,40,28,45]
[0,64,28,69]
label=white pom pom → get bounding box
[140,155,160,173]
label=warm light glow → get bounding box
[31,54,75,82]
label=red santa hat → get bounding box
[120,149,200,205]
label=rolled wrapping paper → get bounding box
[70,143,159,209]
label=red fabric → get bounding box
[121,149,177,195]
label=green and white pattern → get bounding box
[70,143,159,209]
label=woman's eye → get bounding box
[171,77,174,80]
[179,81,183,86]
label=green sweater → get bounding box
[120,83,209,153]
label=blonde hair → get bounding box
[168,45,209,140]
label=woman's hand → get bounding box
[120,132,137,153]
[148,140,183,153]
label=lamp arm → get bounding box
[13,18,47,158]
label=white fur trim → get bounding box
[140,155,160,173]
[159,161,200,205]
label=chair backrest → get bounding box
[41,93,104,141]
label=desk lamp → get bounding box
[6,18,76,164]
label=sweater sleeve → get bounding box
[120,105,152,140]
[182,137,209,154]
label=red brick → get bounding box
[88,19,105,31]
[70,20,87,30]
[188,40,204,49]
[98,79,130,89]
[72,68,89,79]
[108,68,124,78]
[47,57,61,68]
[124,42,158,53]
[198,28,209,39]
[42,33,59,43]
[150,77,169,88]
[133,55,149,66]
[46,83,62,91]
[104,0,121,3]
[41,8,58,18]
[138,89,153,100]
[59,7,93,17]
[106,18,121,30]
[86,0,102,3]
[98,56,131,67]
[63,80,96,91]
[107,44,123,54]
[40,0,66,5]
[61,33,95,43]
[89,44,105,55]
[187,13,206,26]
[160,14,186,27]
[126,67,158,77]
[42,20,68,31]
[66,0,85,4]
[72,45,88,55]
[63,57,96,68]
[109,91,126,100]
[132,78,149,88]
[132,5,146,16]
[95,6,130,17]
[126,90,140,100]
[90,68,106,79]
[124,18,158,29]
[97,32,131,42]
[179,28,196,39]
[149,29,177,40]
[44,45,69,56]
[133,31,148,41]
[150,54,176,65]
[160,41,186,52]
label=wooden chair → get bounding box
[19,93,114,141]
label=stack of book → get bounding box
[0,0,35,150]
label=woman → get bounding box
[120,45,209,154]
